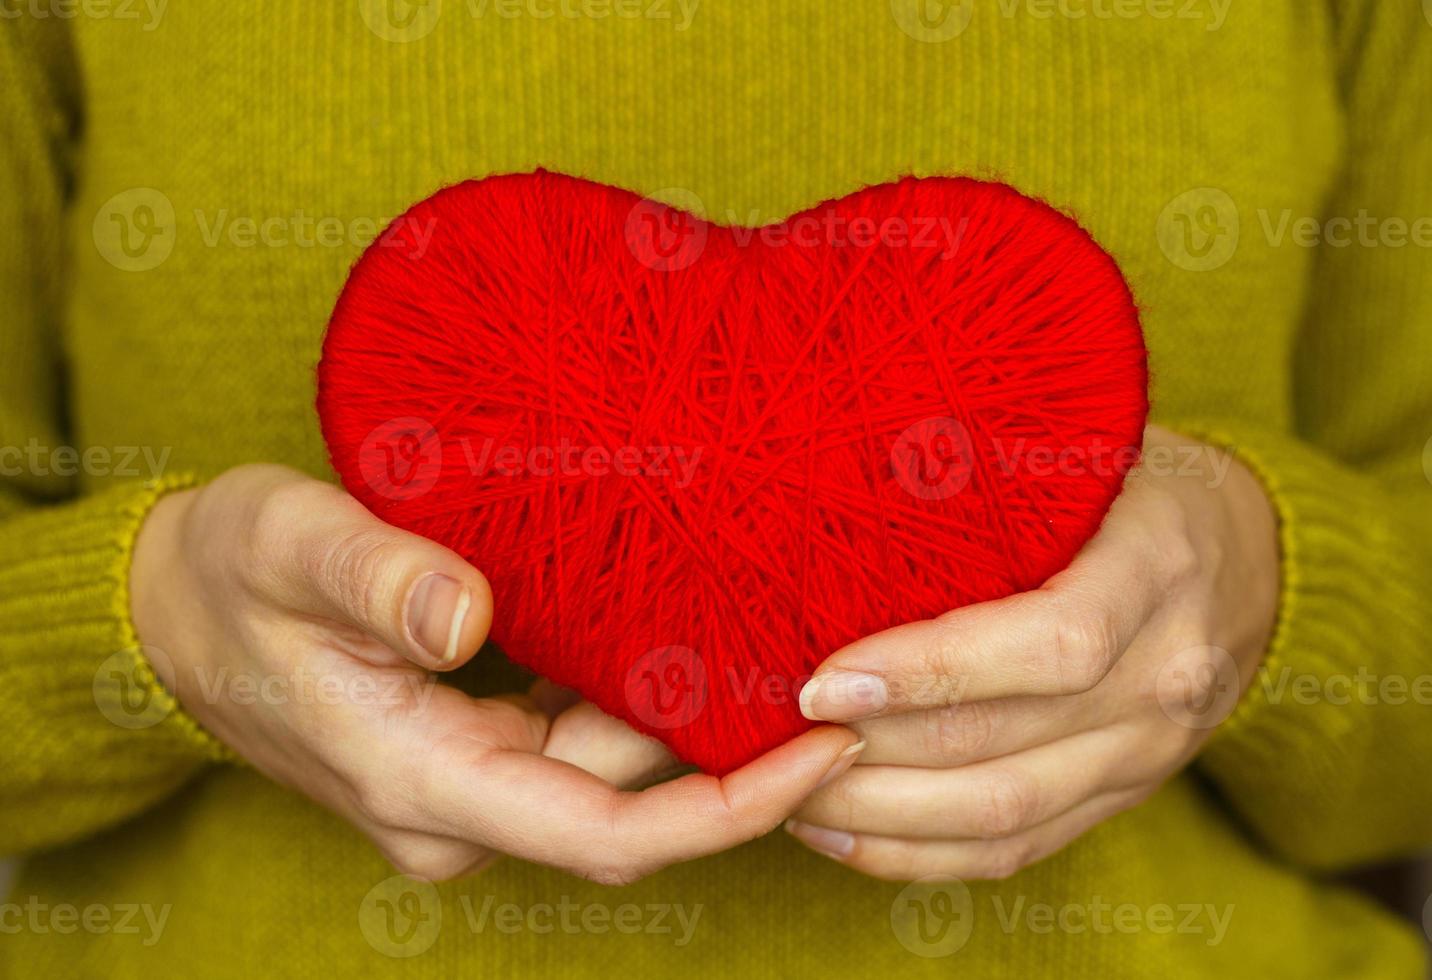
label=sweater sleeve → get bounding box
[0,19,226,854]
[1177,3,1432,870]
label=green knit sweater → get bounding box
[2,2,1430,976]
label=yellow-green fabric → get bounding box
[2,2,1430,976]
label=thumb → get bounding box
[269,481,493,670]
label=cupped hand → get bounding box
[784,426,1280,881]
[131,464,861,885]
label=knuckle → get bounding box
[385,843,470,883]
[351,774,406,828]
[972,768,1037,839]
[580,862,648,889]
[1146,484,1190,536]
[321,527,403,624]
[845,854,914,884]
[243,480,345,585]
[1047,605,1117,693]
[926,702,994,764]
[917,616,965,691]
[1162,532,1203,587]
[973,840,1038,881]
[250,479,327,548]
[808,770,860,821]
[1130,488,1201,584]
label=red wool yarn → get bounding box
[317,171,1148,775]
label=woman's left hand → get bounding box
[785,425,1281,881]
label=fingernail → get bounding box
[816,740,865,789]
[406,573,470,665]
[799,672,888,721]
[785,819,856,860]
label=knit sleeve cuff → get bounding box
[1168,420,1423,850]
[0,474,233,850]
[95,474,236,760]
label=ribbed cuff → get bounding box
[0,474,232,850]
[1168,420,1424,850]
[102,474,236,761]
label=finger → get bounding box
[366,826,496,883]
[786,788,1146,882]
[422,711,863,886]
[528,678,584,719]
[853,691,1104,768]
[326,686,551,832]
[795,726,1136,840]
[253,479,494,670]
[799,488,1170,720]
[541,700,681,789]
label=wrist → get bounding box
[130,487,201,680]
[1219,454,1281,683]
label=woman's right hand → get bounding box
[129,464,861,884]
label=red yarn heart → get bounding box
[318,171,1147,775]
